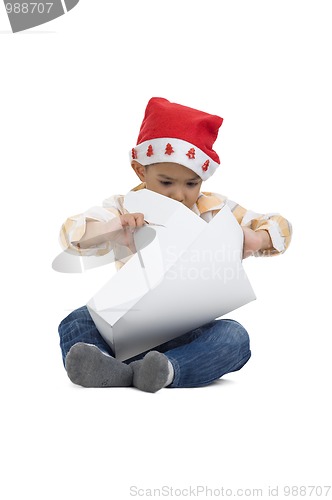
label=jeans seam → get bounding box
[197,351,251,387]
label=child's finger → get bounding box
[132,212,145,227]
[120,213,145,229]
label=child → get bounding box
[58,97,292,392]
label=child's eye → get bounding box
[187,183,199,188]
[160,181,172,186]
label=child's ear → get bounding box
[131,161,146,182]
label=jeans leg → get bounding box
[157,319,251,388]
[58,306,114,366]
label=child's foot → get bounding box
[130,351,174,393]
[65,343,133,388]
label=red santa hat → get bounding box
[130,97,223,181]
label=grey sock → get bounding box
[65,343,133,388]
[130,351,172,393]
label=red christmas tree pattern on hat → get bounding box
[165,143,174,155]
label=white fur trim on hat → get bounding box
[130,138,219,181]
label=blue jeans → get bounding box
[58,306,251,388]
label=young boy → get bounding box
[58,97,292,393]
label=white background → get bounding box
[1,1,331,499]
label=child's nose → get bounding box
[171,189,184,203]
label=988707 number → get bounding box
[5,3,53,14]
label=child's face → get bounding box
[132,162,202,209]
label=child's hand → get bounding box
[242,227,272,258]
[76,213,146,251]
[111,213,145,251]
[119,213,145,231]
